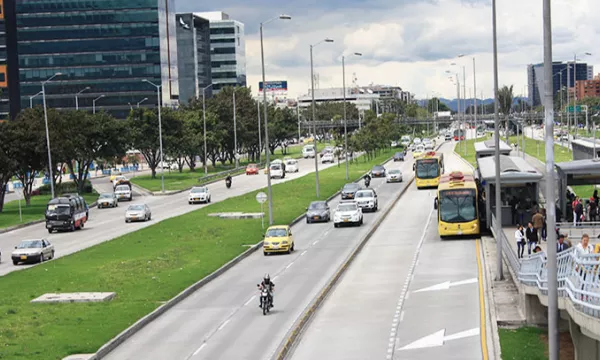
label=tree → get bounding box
[59,111,128,193]
[266,106,296,155]
[127,108,164,178]
[9,108,49,205]
[427,98,450,113]
[0,121,16,212]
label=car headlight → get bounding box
[264,242,270,246]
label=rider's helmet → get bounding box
[264,274,270,284]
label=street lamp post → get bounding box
[310,37,334,197]
[142,79,165,193]
[137,97,148,108]
[342,52,362,180]
[260,14,292,225]
[492,0,503,281]
[92,94,105,114]
[75,86,90,110]
[573,52,592,132]
[201,83,214,175]
[41,72,62,199]
[29,91,43,108]
[257,101,262,163]
[233,87,239,168]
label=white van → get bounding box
[285,159,299,173]
[269,163,285,179]
[302,145,315,158]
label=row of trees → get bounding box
[1,86,407,211]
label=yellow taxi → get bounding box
[263,225,295,255]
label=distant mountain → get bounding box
[418,97,527,112]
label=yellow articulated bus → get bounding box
[413,151,444,189]
[434,171,480,238]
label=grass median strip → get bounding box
[0,193,98,230]
[0,149,396,360]
[130,143,333,192]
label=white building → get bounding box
[194,12,246,93]
[297,88,379,112]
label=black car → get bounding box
[306,201,331,223]
[371,165,386,177]
[341,183,361,199]
[393,152,405,162]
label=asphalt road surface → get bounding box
[0,157,338,275]
[290,142,484,360]
[101,154,417,360]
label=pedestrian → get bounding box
[572,196,580,226]
[526,222,538,255]
[575,198,584,226]
[510,196,519,225]
[588,198,597,222]
[532,209,544,242]
[515,224,526,259]
[576,233,594,254]
[594,189,599,208]
[557,234,569,253]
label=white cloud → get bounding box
[180,0,600,100]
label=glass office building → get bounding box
[15,0,179,119]
[195,12,245,93]
[176,13,212,104]
[528,61,589,107]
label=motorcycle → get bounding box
[225,176,232,189]
[364,176,371,188]
[259,287,271,315]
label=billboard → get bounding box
[259,80,288,92]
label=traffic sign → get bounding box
[567,105,582,113]
[256,192,267,204]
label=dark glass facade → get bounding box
[0,0,20,120]
[15,0,179,119]
[176,13,212,104]
[528,61,589,107]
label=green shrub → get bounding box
[37,180,93,195]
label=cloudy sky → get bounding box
[177,0,599,100]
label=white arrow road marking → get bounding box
[414,278,477,293]
[398,327,480,350]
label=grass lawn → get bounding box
[0,193,98,230]
[508,136,573,164]
[570,185,596,199]
[0,148,395,360]
[499,327,547,360]
[131,142,334,192]
[453,133,492,167]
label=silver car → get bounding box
[97,192,118,208]
[11,239,55,265]
[125,204,152,223]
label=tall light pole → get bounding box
[297,102,301,141]
[29,91,43,108]
[342,52,362,180]
[458,54,478,133]
[492,0,503,281]
[573,52,592,134]
[257,101,262,163]
[543,0,558,357]
[260,14,291,225]
[232,87,239,168]
[75,86,90,110]
[42,73,62,199]
[92,94,105,114]
[137,97,148,108]
[310,37,334,197]
[142,79,165,193]
[201,83,214,175]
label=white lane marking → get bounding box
[217,319,230,331]
[301,250,307,256]
[272,276,279,281]
[286,262,293,269]
[386,207,434,358]
[313,240,319,245]
[244,295,256,306]
[192,343,207,356]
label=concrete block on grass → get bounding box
[208,212,264,219]
[62,354,95,360]
[31,292,116,304]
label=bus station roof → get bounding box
[555,159,600,176]
[474,138,512,157]
[477,155,543,184]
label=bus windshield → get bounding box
[416,159,440,179]
[46,204,70,215]
[439,189,477,223]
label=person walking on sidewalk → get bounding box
[526,222,538,256]
[532,209,544,242]
[515,224,526,259]
[557,234,569,253]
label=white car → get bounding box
[423,141,434,151]
[11,239,55,265]
[413,138,422,145]
[125,204,151,223]
[269,163,285,179]
[285,159,299,172]
[112,175,128,187]
[302,145,316,158]
[333,201,363,227]
[321,153,334,163]
[114,184,132,201]
[354,189,378,212]
[386,169,403,183]
[188,186,211,204]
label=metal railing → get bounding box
[491,214,600,318]
[556,222,600,239]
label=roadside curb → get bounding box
[480,236,503,360]
[90,239,264,360]
[453,150,475,170]
[0,200,98,235]
[273,176,415,360]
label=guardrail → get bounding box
[491,215,600,318]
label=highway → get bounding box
[0,157,338,276]
[289,142,485,360]
[101,151,418,360]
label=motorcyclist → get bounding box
[258,274,275,308]
[225,175,232,187]
[364,174,371,187]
